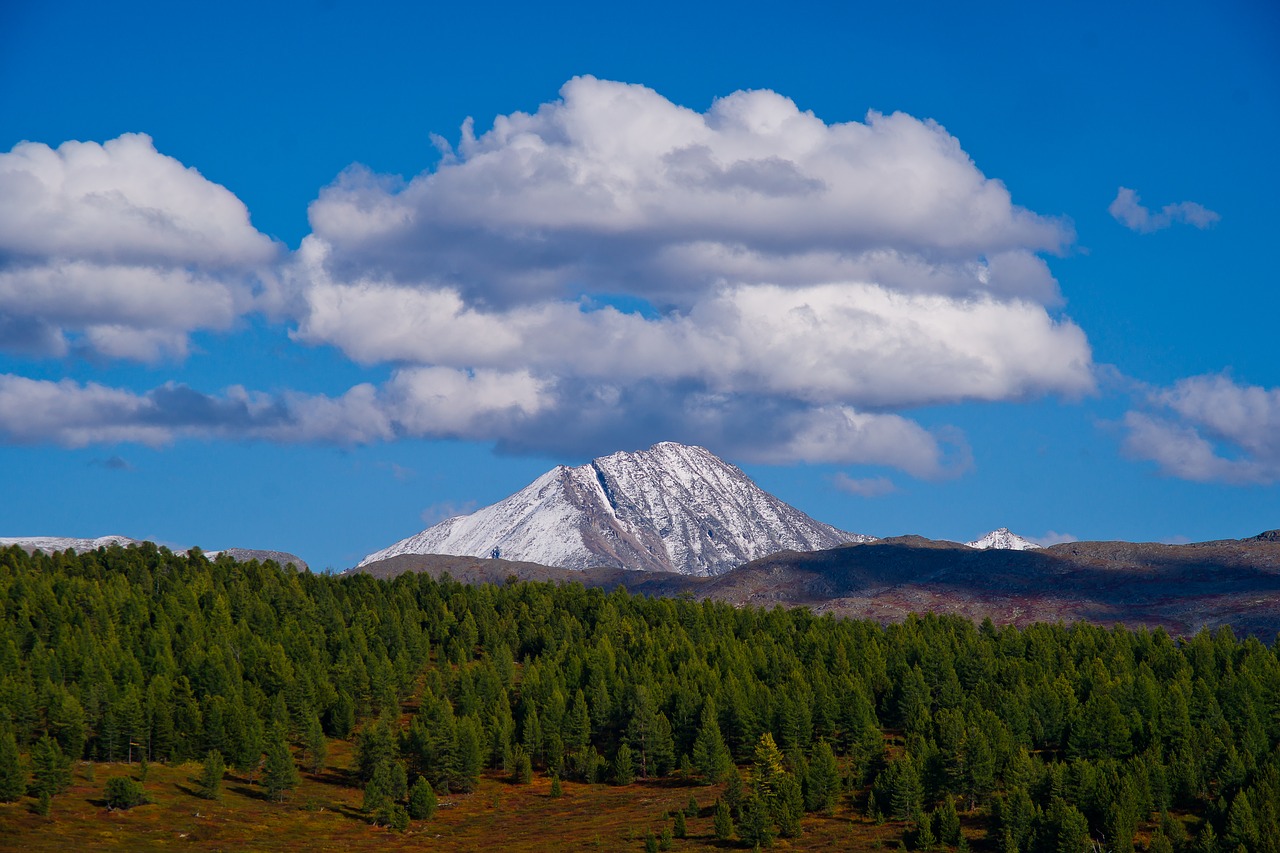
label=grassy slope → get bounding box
[0,745,934,852]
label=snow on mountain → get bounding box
[0,536,309,569]
[360,441,874,576]
[0,534,141,553]
[965,528,1041,550]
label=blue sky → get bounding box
[1,0,1277,570]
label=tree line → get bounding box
[0,542,1277,850]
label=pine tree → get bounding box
[364,761,395,815]
[262,729,299,802]
[935,795,962,845]
[1224,791,1259,850]
[673,809,687,838]
[691,698,732,784]
[30,734,71,798]
[777,773,803,838]
[740,793,777,848]
[512,744,533,784]
[197,749,224,800]
[713,798,735,841]
[550,774,563,798]
[614,743,635,785]
[407,775,437,820]
[0,729,25,802]
[806,739,841,814]
[302,713,327,774]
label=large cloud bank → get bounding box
[2,79,1099,474]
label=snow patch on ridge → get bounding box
[965,528,1041,550]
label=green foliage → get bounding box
[658,825,673,851]
[386,803,410,832]
[104,775,146,809]
[614,742,635,786]
[713,798,735,841]
[1,543,1277,846]
[550,774,563,798]
[30,734,71,798]
[0,728,25,801]
[196,749,224,800]
[512,744,533,784]
[407,775,437,820]
[262,729,299,802]
[672,808,686,838]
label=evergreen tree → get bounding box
[776,773,804,838]
[691,698,732,784]
[302,713,327,774]
[614,743,635,785]
[740,793,777,848]
[805,739,841,814]
[0,729,25,802]
[407,775,437,820]
[262,729,299,802]
[30,734,71,799]
[550,774,563,798]
[673,808,687,838]
[713,798,735,841]
[509,744,532,784]
[364,761,396,815]
[196,749,224,800]
[1224,791,1259,850]
[935,795,962,846]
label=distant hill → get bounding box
[356,532,1280,638]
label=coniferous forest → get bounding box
[1,542,1278,851]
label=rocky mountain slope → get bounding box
[359,442,872,576]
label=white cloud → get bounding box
[308,77,1070,307]
[0,134,277,361]
[1,80,1100,476]
[1122,374,1280,484]
[278,79,1096,472]
[831,474,897,497]
[1108,187,1220,233]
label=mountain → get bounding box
[359,441,873,576]
[965,528,1041,550]
[0,535,310,571]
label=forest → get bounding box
[0,541,1277,852]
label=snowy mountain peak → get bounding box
[359,441,874,576]
[966,528,1041,550]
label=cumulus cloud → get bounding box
[1122,374,1280,484]
[308,77,1070,306]
[278,78,1095,471]
[0,133,278,361]
[1108,187,1220,233]
[831,474,897,497]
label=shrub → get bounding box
[105,776,147,809]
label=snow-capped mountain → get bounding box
[0,535,140,553]
[0,536,309,569]
[965,528,1041,550]
[360,441,874,576]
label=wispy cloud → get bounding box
[1108,187,1220,233]
[1121,373,1280,484]
[831,473,897,497]
[421,500,478,526]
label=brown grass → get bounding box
[0,749,937,852]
